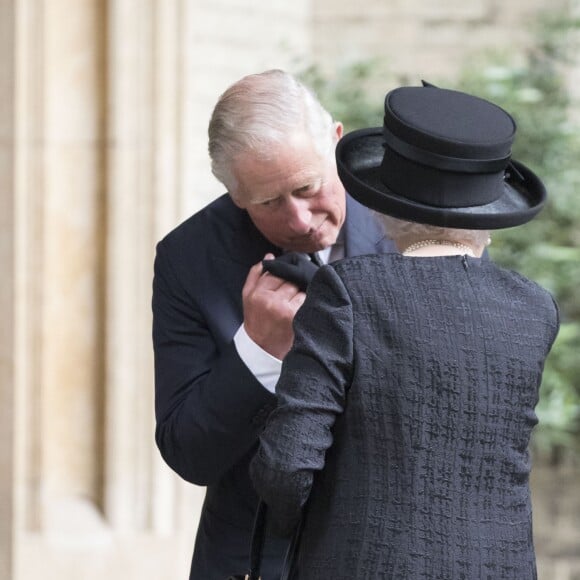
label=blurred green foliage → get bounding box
[455,13,580,461]
[298,11,580,461]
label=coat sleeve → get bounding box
[250,264,354,534]
[152,239,276,486]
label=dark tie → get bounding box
[309,252,323,266]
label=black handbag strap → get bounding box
[246,500,268,580]
[279,514,305,580]
[246,501,304,580]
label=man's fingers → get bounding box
[289,291,307,310]
[244,254,306,312]
[243,254,276,296]
[263,278,303,298]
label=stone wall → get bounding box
[533,465,580,580]
[0,2,16,578]
[3,0,312,578]
[312,0,565,80]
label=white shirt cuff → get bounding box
[233,324,282,394]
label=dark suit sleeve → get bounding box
[250,265,354,533]
[153,239,276,486]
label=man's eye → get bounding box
[299,181,322,197]
[295,186,313,198]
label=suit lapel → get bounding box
[212,198,280,320]
[214,197,281,267]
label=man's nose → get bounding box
[286,198,312,234]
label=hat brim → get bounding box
[336,128,547,229]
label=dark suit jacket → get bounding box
[250,254,560,579]
[152,193,394,579]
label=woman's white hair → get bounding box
[379,214,491,248]
[208,69,335,195]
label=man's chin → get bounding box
[312,231,340,252]
[282,226,340,253]
[288,236,335,254]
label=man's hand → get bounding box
[261,252,319,292]
[242,254,306,360]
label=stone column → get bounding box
[104,0,155,531]
[0,1,16,577]
[39,0,106,527]
[105,0,201,538]
[13,0,110,576]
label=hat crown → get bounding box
[385,87,516,161]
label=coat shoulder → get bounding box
[157,193,238,251]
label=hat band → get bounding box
[380,147,504,208]
[383,124,511,174]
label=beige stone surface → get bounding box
[312,0,561,79]
[0,147,16,579]
[1,1,16,578]
[532,465,580,580]
[1,0,579,578]
[7,0,314,576]
[40,0,104,515]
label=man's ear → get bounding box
[334,122,344,142]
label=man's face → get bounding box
[231,127,346,253]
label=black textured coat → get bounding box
[251,254,559,580]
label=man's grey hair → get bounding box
[380,214,491,248]
[208,69,336,195]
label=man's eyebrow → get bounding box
[292,177,321,195]
[292,184,311,194]
[246,175,320,205]
[248,194,279,205]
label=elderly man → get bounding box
[152,69,394,579]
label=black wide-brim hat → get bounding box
[336,84,547,229]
